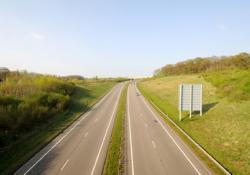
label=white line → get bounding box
[127,85,135,175]
[23,116,86,175]
[22,87,115,175]
[149,102,213,175]
[90,86,122,175]
[84,132,89,138]
[136,85,202,175]
[60,159,69,171]
[152,140,156,149]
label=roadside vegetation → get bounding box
[0,71,119,175]
[154,52,250,76]
[103,83,128,175]
[139,52,250,175]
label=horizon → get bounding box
[1,1,250,77]
[1,51,249,78]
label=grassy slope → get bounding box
[0,80,115,175]
[138,74,250,175]
[103,83,128,175]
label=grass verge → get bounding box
[138,75,250,175]
[138,87,227,175]
[0,80,115,175]
[103,83,128,175]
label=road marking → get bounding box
[127,85,135,175]
[22,87,115,175]
[137,84,202,175]
[150,102,213,175]
[152,140,156,149]
[60,159,69,171]
[90,86,122,175]
[84,132,89,138]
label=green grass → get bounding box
[0,80,115,175]
[203,69,250,101]
[138,72,250,175]
[103,83,128,175]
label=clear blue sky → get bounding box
[1,0,250,77]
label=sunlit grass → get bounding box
[0,80,115,175]
[138,72,250,175]
[103,83,128,175]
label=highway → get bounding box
[15,81,213,175]
[125,82,212,175]
[15,83,124,175]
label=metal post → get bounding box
[189,84,192,119]
[179,84,182,121]
[200,84,202,116]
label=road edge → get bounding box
[136,83,231,175]
[13,84,117,175]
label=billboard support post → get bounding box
[179,84,182,121]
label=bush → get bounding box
[0,72,74,146]
[17,92,69,129]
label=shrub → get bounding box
[0,72,75,146]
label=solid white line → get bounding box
[149,102,213,175]
[127,85,135,175]
[137,85,202,175]
[152,140,156,149]
[22,87,114,175]
[60,159,69,171]
[90,86,122,175]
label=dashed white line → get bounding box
[127,85,135,175]
[152,140,156,149]
[60,159,69,171]
[136,84,202,175]
[22,87,114,175]
[90,86,122,175]
[84,132,89,138]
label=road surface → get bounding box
[15,83,124,175]
[126,82,212,175]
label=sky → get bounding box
[0,0,250,77]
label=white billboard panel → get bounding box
[179,84,202,121]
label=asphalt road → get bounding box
[15,83,124,175]
[126,82,212,175]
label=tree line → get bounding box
[155,52,250,76]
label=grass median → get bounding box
[103,83,128,175]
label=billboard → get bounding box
[179,84,202,121]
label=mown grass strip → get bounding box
[137,82,229,175]
[0,81,115,175]
[103,83,128,175]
